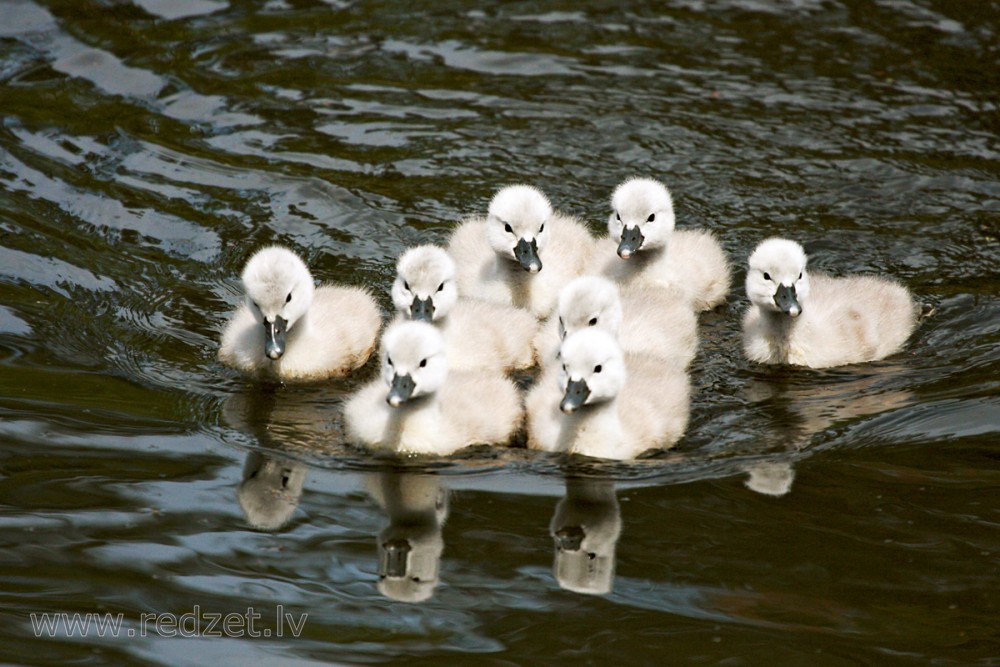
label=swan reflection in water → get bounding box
[222,383,343,531]
[366,472,449,603]
[550,477,621,596]
[238,451,307,531]
[740,366,916,497]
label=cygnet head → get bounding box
[380,321,448,407]
[241,246,317,360]
[557,276,624,341]
[607,178,676,259]
[557,328,627,414]
[746,238,811,317]
[485,184,552,273]
[392,246,458,323]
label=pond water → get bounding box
[1,0,999,664]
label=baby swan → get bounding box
[742,238,919,368]
[525,328,690,460]
[534,275,698,369]
[448,184,596,317]
[392,245,537,372]
[219,246,380,381]
[602,177,730,311]
[343,321,522,456]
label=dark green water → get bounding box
[2,0,999,664]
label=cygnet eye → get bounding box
[387,356,393,367]
[286,292,292,303]
[251,301,260,312]
[437,282,445,292]
[504,223,513,234]
[763,272,772,281]
[647,213,655,222]
[798,272,803,280]
[588,317,598,326]
[403,280,410,291]
[615,212,621,222]
[419,358,428,368]
[539,222,545,233]
[594,364,602,373]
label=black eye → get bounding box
[437,282,445,292]
[403,280,410,291]
[419,358,427,368]
[615,212,621,222]
[251,301,259,311]
[539,223,545,233]
[594,365,602,373]
[763,272,772,281]
[647,214,655,222]
[387,356,393,366]
[798,272,803,280]
[588,317,598,326]
[504,223,513,234]
[286,292,292,303]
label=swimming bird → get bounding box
[343,321,522,455]
[601,177,730,311]
[392,245,537,372]
[534,275,698,369]
[742,238,919,368]
[219,246,381,381]
[447,184,597,318]
[525,328,690,460]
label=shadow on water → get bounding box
[1,0,999,664]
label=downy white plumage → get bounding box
[742,238,919,368]
[534,275,698,369]
[343,321,522,455]
[601,177,730,311]
[525,328,690,460]
[392,245,537,372]
[219,246,380,381]
[448,184,597,318]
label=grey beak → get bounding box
[387,373,416,407]
[554,525,585,552]
[560,378,591,414]
[410,296,435,322]
[617,226,644,259]
[514,237,542,273]
[774,283,801,317]
[380,537,411,578]
[264,315,288,360]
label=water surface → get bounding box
[1,0,999,664]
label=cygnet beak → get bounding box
[410,296,435,322]
[560,378,591,414]
[514,237,542,273]
[264,315,288,360]
[386,373,416,407]
[774,283,801,317]
[617,226,644,259]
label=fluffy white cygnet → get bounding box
[525,328,690,460]
[601,177,730,311]
[343,321,522,455]
[742,238,919,368]
[447,185,597,318]
[534,275,698,369]
[392,245,537,372]
[219,246,381,381]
